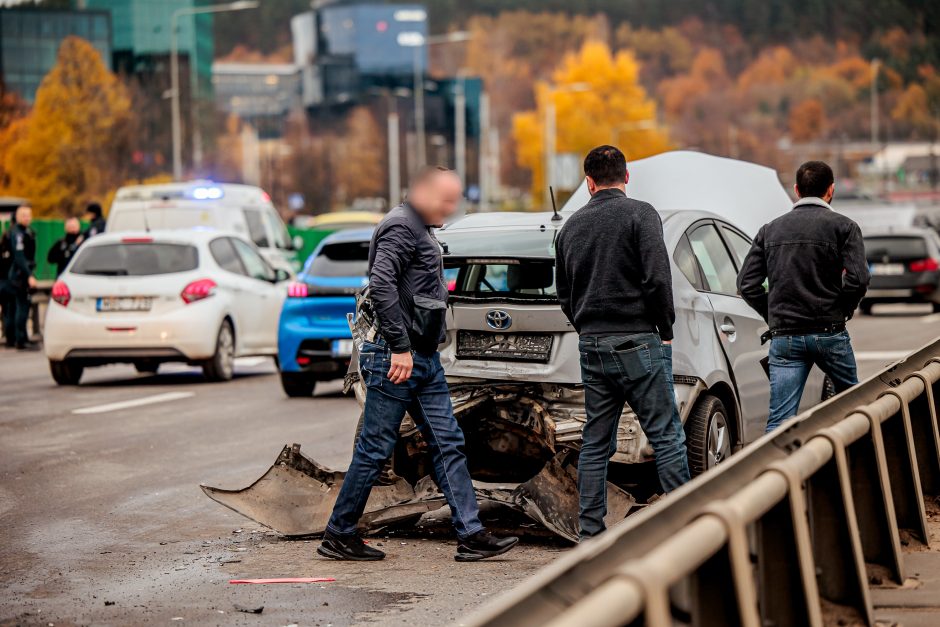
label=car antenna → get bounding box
[142,204,152,233]
[549,186,562,222]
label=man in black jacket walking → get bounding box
[556,146,691,539]
[738,161,869,432]
[47,217,84,277]
[319,167,517,563]
[1,205,37,350]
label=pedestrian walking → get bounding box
[738,160,870,432]
[555,145,691,540]
[318,166,518,562]
[0,205,38,350]
[82,202,106,239]
[47,217,84,277]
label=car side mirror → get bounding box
[274,268,291,283]
[292,235,304,251]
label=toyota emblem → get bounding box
[485,309,512,330]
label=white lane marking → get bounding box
[234,357,268,367]
[73,392,195,415]
[855,351,910,362]
[921,313,940,324]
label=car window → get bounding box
[71,243,198,276]
[448,260,556,299]
[864,236,928,261]
[243,209,270,248]
[209,237,246,275]
[262,209,290,249]
[720,225,753,268]
[231,238,276,282]
[688,224,739,295]
[673,235,704,290]
[308,241,370,277]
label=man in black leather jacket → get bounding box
[738,161,869,431]
[319,167,518,563]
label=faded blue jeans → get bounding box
[767,330,859,432]
[326,340,483,540]
[578,333,691,539]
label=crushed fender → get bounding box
[201,444,634,543]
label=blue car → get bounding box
[277,228,373,397]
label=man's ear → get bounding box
[826,183,835,202]
[793,183,801,199]
[586,176,597,195]
[624,170,630,187]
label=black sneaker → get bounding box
[16,342,39,352]
[317,530,385,561]
[455,530,519,562]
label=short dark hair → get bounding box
[795,161,834,198]
[410,165,450,189]
[583,145,627,187]
[86,202,103,217]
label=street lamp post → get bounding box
[170,1,259,181]
[870,58,881,149]
[543,83,590,202]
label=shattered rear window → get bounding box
[438,229,557,257]
[447,260,556,300]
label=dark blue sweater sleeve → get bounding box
[370,222,415,353]
[637,208,676,341]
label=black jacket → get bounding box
[83,216,106,239]
[737,198,869,333]
[368,202,448,355]
[3,224,37,289]
[48,233,83,277]
[555,188,676,341]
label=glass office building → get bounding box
[0,8,111,103]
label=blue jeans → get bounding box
[578,333,691,539]
[326,340,483,540]
[766,330,859,432]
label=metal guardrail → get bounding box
[468,337,940,627]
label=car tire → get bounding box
[280,372,316,397]
[932,302,940,314]
[134,362,159,374]
[202,320,235,383]
[685,394,732,478]
[50,359,83,386]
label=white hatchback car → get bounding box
[44,230,289,385]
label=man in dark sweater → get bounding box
[556,145,691,539]
[738,161,869,432]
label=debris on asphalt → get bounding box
[234,604,264,614]
[217,557,241,564]
[104,601,115,606]
[229,577,336,584]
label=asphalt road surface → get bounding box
[1,306,938,626]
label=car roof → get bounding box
[113,180,271,204]
[320,227,375,244]
[80,229,244,246]
[864,227,937,238]
[440,208,722,234]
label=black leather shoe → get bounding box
[455,530,519,562]
[317,531,385,561]
[16,342,39,351]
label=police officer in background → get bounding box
[83,202,106,239]
[48,217,84,277]
[0,205,38,350]
[738,161,869,432]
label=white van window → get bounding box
[232,238,275,282]
[109,206,213,231]
[262,209,290,249]
[242,209,269,248]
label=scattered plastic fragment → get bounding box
[229,577,335,584]
[234,604,264,614]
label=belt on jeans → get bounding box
[760,322,846,344]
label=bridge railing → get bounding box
[468,337,940,627]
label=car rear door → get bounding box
[230,237,284,352]
[686,221,770,441]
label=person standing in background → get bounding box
[1,205,37,350]
[48,217,84,277]
[83,202,106,239]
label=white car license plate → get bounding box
[96,296,153,312]
[332,339,354,357]
[871,263,905,276]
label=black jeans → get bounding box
[0,283,29,346]
[578,333,691,539]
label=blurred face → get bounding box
[15,206,31,227]
[65,218,80,234]
[410,171,462,226]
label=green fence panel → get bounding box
[288,227,337,269]
[1,218,88,282]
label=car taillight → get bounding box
[51,280,70,307]
[287,282,309,298]
[909,258,939,272]
[181,278,217,304]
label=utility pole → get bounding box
[478,92,490,210]
[870,58,881,148]
[388,103,401,209]
[543,83,590,204]
[454,72,467,188]
[412,45,427,169]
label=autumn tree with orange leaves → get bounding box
[0,36,136,217]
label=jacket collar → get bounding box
[793,197,832,211]
[588,187,628,203]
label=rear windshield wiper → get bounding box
[83,269,129,276]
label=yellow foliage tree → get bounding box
[512,41,671,205]
[0,36,135,216]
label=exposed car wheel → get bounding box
[821,375,837,401]
[859,302,874,316]
[134,362,159,374]
[280,372,316,397]
[49,359,83,386]
[202,320,235,382]
[932,302,940,314]
[685,394,732,478]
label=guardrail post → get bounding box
[807,431,873,625]
[906,372,940,496]
[760,464,823,627]
[847,409,905,584]
[696,508,760,627]
[879,390,929,546]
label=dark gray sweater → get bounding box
[555,188,676,341]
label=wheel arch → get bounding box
[705,380,741,446]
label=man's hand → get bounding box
[387,351,413,384]
[27,276,36,289]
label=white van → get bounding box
[107,181,301,274]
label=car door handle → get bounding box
[720,323,736,336]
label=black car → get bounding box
[861,228,940,314]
